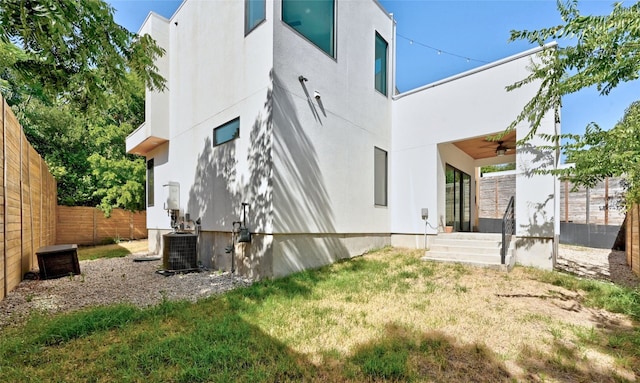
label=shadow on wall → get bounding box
[515,139,557,260]
[186,70,350,277]
[271,70,349,275]
[516,140,557,179]
[186,73,274,278]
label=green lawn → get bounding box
[1,247,638,382]
[77,240,149,261]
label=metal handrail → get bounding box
[501,196,515,264]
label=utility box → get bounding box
[164,182,180,211]
[36,244,81,280]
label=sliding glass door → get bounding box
[445,165,471,232]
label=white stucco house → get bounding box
[126,0,560,279]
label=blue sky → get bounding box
[106,0,639,141]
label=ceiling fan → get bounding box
[494,141,510,156]
[479,139,515,156]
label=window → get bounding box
[445,165,471,232]
[245,0,265,35]
[374,147,387,206]
[147,158,154,207]
[283,0,335,57]
[374,32,388,95]
[213,117,240,146]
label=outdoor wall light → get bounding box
[495,142,508,157]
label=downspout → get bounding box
[553,104,561,266]
[390,13,397,97]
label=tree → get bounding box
[0,0,165,107]
[509,0,640,204]
[0,0,159,214]
[561,101,640,206]
[11,72,148,214]
[481,163,516,175]
[508,0,640,140]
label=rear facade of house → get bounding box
[126,0,560,278]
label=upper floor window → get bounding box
[245,0,266,35]
[374,32,388,95]
[283,0,335,57]
[147,158,154,207]
[214,118,240,146]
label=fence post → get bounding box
[19,119,24,277]
[604,178,609,225]
[2,96,6,299]
[624,206,635,270]
[564,180,569,222]
[93,208,97,245]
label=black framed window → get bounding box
[213,118,240,146]
[147,158,154,207]
[374,32,388,95]
[282,0,335,57]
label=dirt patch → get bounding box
[557,244,640,288]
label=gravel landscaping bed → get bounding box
[0,253,252,328]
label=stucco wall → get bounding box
[391,47,548,236]
[136,1,559,275]
[271,0,394,235]
[140,13,171,143]
[391,45,559,269]
[269,0,394,275]
[141,1,276,271]
[141,0,395,276]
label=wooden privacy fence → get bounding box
[627,205,640,276]
[479,173,626,225]
[1,95,58,299]
[56,206,147,246]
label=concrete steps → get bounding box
[422,232,514,271]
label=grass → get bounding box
[525,267,640,321]
[1,247,639,382]
[77,240,148,261]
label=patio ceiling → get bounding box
[452,130,517,160]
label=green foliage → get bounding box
[0,0,165,108]
[7,72,147,212]
[509,1,640,207]
[556,101,640,206]
[481,163,516,174]
[0,1,159,213]
[508,1,640,141]
[89,153,146,215]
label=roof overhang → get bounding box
[452,130,517,160]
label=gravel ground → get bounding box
[0,244,637,329]
[0,253,252,329]
[556,244,640,288]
